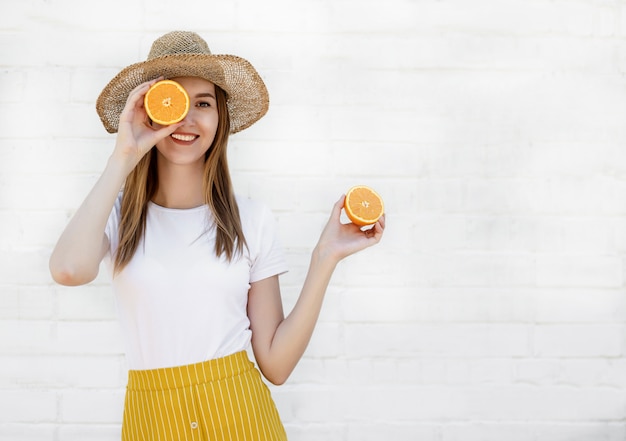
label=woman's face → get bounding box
[153,76,219,167]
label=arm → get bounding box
[49,78,182,286]
[48,160,127,285]
[248,196,385,385]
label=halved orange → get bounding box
[144,79,190,125]
[344,185,384,226]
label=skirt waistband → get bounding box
[127,351,253,391]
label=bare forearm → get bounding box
[263,249,338,383]
[250,197,384,385]
[49,79,190,286]
[49,157,128,285]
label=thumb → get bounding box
[330,195,345,221]
[148,121,184,145]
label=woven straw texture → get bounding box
[96,31,269,134]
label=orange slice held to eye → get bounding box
[344,185,384,227]
[144,79,190,125]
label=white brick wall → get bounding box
[3,0,626,439]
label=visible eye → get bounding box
[197,101,212,108]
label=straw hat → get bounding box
[96,31,269,134]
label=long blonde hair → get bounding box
[114,85,246,273]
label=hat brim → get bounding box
[96,53,269,134]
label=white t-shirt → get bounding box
[104,194,288,370]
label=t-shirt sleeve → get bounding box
[248,202,289,283]
[104,193,123,261]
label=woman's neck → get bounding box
[152,157,206,209]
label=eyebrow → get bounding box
[195,92,216,99]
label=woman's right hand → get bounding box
[111,78,183,173]
[51,78,185,286]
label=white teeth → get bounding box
[171,134,196,142]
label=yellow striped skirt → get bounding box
[122,351,287,441]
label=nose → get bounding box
[179,106,196,125]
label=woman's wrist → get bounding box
[311,243,341,270]
[105,154,135,184]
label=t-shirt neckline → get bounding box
[148,201,208,213]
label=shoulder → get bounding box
[235,195,279,237]
[114,191,124,209]
[235,195,287,274]
[104,191,125,254]
[107,191,124,223]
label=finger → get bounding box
[330,195,345,221]
[126,77,164,111]
[127,83,152,108]
[134,77,163,94]
[371,218,385,240]
[119,86,150,124]
[377,214,386,230]
[144,120,185,146]
[155,120,185,138]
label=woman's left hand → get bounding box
[315,195,385,264]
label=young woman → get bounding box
[49,31,384,441]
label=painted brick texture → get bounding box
[3,0,626,440]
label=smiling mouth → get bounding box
[171,133,197,142]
